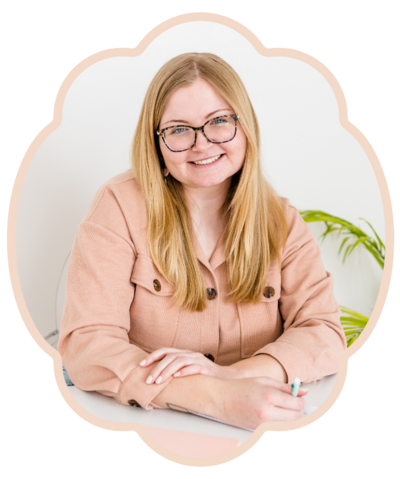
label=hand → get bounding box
[212,377,308,429]
[139,347,237,384]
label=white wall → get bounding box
[16,21,384,338]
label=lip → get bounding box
[189,154,225,168]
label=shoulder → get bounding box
[276,196,319,261]
[94,169,143,200]
[83,170,145,219]
[81,169,147,236]
[276,195,299,220]
[276,195,308,230]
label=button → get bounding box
[204,353,215,362]
[206,288,217,300]
[128,399,140,407]
[263,286,275,298]
[153,279,161,292]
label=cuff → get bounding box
[252,352,290,383]
[117,353,174,410]
[252,343,302,385]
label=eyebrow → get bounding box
[160,108,233,128]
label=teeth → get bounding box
[192,154,222,165]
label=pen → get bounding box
[291,377,301,397]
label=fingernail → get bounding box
[155,376,162,384]
[173,372,180,377]
[139,360,146,366]
[146,375,153,384]
[299,387,308,392]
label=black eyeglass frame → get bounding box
[156,114,240,152]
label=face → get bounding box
[158,78,247,192]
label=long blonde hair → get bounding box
[131,52,288,312]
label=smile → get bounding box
[190,154,224,166]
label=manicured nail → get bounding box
[299,388,308,392]
[173,372,180,377]
[139,360,146,366]
[155,376,162,384]
[146,375,153,384]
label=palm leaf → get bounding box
[360,218,385,253]
[343,242,355,263]
[340,306,369,321]
[340,305,369,347]
[346,334,361,347]
[349,237,368,254]
[338,236,351,255]
[299,209,385,269]
[299,209,384,347]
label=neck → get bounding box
[183,179,230,231]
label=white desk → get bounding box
[66,373,338,457]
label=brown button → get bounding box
[153,279,161,292]
[206,288,217,300]
[128,399,140,407]
[263,286,275,298]
[204,353,215,362]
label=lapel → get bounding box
[191,224,228,272]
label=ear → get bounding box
[164,168,169,177]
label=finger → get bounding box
[297,389,308,397]
[140,348,193,367]
[264,405,305,423]
[270,390,306,412]
[145,354,178,384]
[139,348,179,367]
[172,364,204,378]
[156,358,202,383]
[258,377,308,397]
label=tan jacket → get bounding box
[58,170,346,410]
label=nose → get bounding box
[192,128,210,152]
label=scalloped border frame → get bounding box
[6,10,395,469]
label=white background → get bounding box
[16,20,384,340]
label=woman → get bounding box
[58,52,346,431]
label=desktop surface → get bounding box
[66,373,338,457]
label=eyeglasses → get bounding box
[156,114,240,152]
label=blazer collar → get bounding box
[191,225,228,272]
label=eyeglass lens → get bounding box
[164,116,236,151]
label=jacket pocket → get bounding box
[237,268,283,358]
[129,254,181,352]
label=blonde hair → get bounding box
[131,52,288,312]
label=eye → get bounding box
[169,126,191,135]
[210,117,228,126]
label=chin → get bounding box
[194,178,229,188]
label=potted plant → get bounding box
[299,210,385,347]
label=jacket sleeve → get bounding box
[252,201,347,384]
[58,185,173,409]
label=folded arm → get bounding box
[135,346,288,385]
[58,210,174,409]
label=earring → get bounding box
[164,168,169,186]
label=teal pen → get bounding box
[291,377,301,397]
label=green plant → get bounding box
[300,210,385,268]
[339,306,369,347]
[299,210,385,347]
